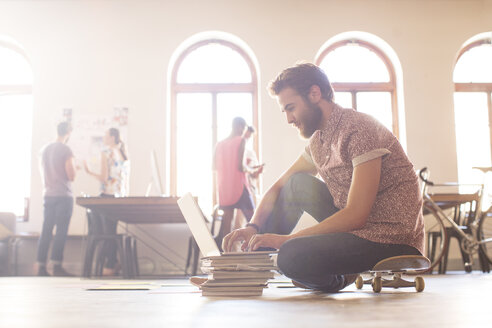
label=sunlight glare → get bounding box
[454,92,491,194]
[217,93,253,141]
[0,47,32,85]
[454,43,492,83]
[319,44,389,83]
[357,92,393,131]
[176,93,213,213]
[0,95,32,215]
[177,43,251,84]
[334,92,352,108]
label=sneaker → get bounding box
[102,262,122,276]
[52,265,74,277]
[189,276,208,287]
[342,273,358,289]
[291,279,312,289]
[102,267,117,276]
[293,274,358,292]
[37,266,50,277]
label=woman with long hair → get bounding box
[84,127,130,275]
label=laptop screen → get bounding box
[177,193,221,257]
[178,193,279,257]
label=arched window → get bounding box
[170,39,258,212]
[0,41,33,218]
[316,39,399,137]
[453,34,492,187]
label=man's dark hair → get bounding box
[57,121,72,137]
[268,62,334,102]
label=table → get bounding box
[75,196,186,224]
[429,193,479,205]
[76,196,188,277]
[424,193,480,213]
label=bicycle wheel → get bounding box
[478,212,492,264]
[423,201,448,273]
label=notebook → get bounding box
[177,193,276,257]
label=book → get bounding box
[202,278,269,287]
[202,254,273,262]
[195,252,277,297]
[200,285,266,296]
[208,270,275,280]
[201,265,276,274]
[201,262,276,269]
[201,289,263,297]
[201,255,275,266]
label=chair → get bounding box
[82,209,139,278]
[0,212,15,276]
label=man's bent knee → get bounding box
[277,237,310,278]
[284,172,313,194]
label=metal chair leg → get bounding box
[132,237,139,277]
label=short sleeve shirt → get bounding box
[100,148,130,197]
[41,142,74,197]
[215,136,248,206]
[303,105,424,254]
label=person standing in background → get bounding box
[233,125,264,230]
[243,126,264,203]
[213,117,262,250]
[84,127,130,276]
[37,121,77,276]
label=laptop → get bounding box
[177,193,277,257]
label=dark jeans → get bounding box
[221,186,255,221]
[265,173,420,292]
[37,196,73,264]
[86,194,118,269]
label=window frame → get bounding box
[316,39,399,138]
[454,38,492,162]
[170,39,259,205]
[0,43,33,220]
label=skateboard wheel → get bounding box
[414,276,425,292]
[372,277,382,293]
[355,275,364,289]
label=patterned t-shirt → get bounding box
[302,104,424,254]
[100,148,130,197]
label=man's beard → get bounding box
[299,101,323,139]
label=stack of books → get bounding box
[198,252,277,296]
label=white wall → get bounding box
[0,0,491,271]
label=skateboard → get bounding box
[355,255,430,293]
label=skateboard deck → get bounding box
[355,255,430,293]
[372,255,430,272]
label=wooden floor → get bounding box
[0,273,490,327]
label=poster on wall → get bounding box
[65,107,129,174]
